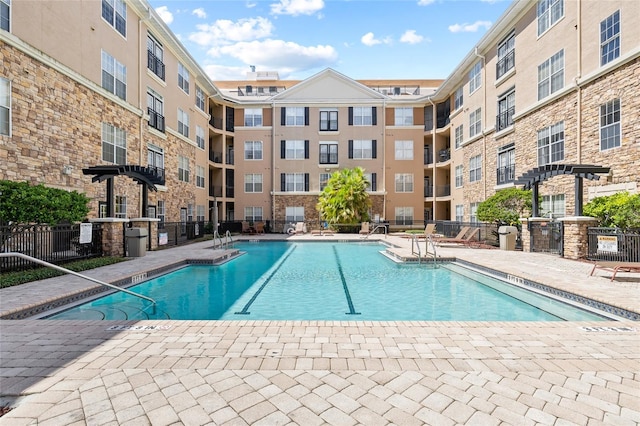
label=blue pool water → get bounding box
[47,241,607,321]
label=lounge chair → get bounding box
[254,222,265,234]
[359,222,370,235]
[433,226,469,243]
[241,221,253,234]
[434,227,480,246]
[293,222,306,234]
[589,261,640,281]
[424,223,437,237]
[322,228,335,236]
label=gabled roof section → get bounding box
[271,68,387,102]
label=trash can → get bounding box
[125,227,148,257]
[498,225,517,251]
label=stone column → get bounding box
[130,218,160,251]
[558,216,599,260]
[90,218,128,257]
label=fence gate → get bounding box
[529,220,563,255]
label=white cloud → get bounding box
[270,0,325,16]
[189,17,274,47]
[448,20,492,33]
[192,8,207,19]
[417,0,436,5]
[361,32,382,46]
[155,6,173,25]
[400,30,424,44]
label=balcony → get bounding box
[496,106,515,132]
[424,186,433,197]
[496,165,516,185]
[209,151,223,163]
[209,185,222,198]
[496,49,515,80]
[209,116,223,130]
[436,185,451,197]
[147,50,165,81]
[148,109,165,133]
[437,149,450,163]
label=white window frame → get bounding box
[454,86,463,111]
[101,50,126,100]
[537,0,564,37]
[195,86,205,111]
[196,125,205,149]
[537,121,565,166]
[455,165,464,188]
[600,99,621,151]
[497,144,516,185]
[157,200,165,224]
[0,77,10,136]
[285,107,305,126]
[244,173,263,193]
[196,165,205,188]
[285,174,305,192]
[319,173,331,191]
[245,207,263,222]
[352,107,372,126]
[178,62,190,94]
[102,0,126,37]
[178,155,190,182]
[395,140,414,160]
[115,195,127,219]
[496,32,515,79]
[469,154,482,183]
[395,207,414,225]
[469,108,482,138]
[541,194,565,218]
[285,206,304,222]
[394,107,414,126]
[395,173,414,193]
[102,123,126,164]
[177,108,189,137]
[470,202,480,224]
[147,143,164,170]
[537,49,564,101]
[497,89,515,131]
[196,205,205,221]
[601,10,620,66]
[245,108,263,127]
[455,205,464,222]
[244,141,263,160]
[147,33,164,80]
[454,125,463,149]
[469,61,482,94]
[1,0,10,32]
[285,140,305,160]
[352,140,373,159]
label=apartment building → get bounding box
[1,0,224,225]
[1,0,639,231]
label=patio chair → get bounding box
[589,261,640,281]
[437,227,480,246]
[359,222,370,235]
[293,222,306,234]
[432,226,469,243]
[254,222,265,234]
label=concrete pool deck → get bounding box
[1,234,639,424]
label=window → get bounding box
[284,173,306,192]
[157,200,165,224]
[178,63,190,94]
[285,107,305,126]
[601,10,620,66]
[177,108,189,137]
[244,174,263,193]
[101,51,126,100]
[395,173,414,192]
[187,204,194,222]
[197,205,205,222]
[497,144,515,185]
[538,50,564,100]
[541,194,565,218]
[245,207,263,222]
[454,86,463,111]
[319,173,331,191]
[1,0,10,31]
[364,173,377,192]
[395,140,414,160]
[454,125,464,149]
[537,0,564,36]
[147,34,165,80]
[395,207,413,225]
[102,0,126,37]
[537,121,564,165]
[0,77,9,136]
[600,99,621,151]
[349,140,376,159]
[195,86,205,111]
[320,110,338,131]
[115,195,127,218]
[147,143,164,172]
[455,205,464,222]
[470,202,480,223]
[469,108,482,138]
[496,32,515,79]
[469,61,482,94]
[102,123,126,164]
[319,143,338,164]
[285,206,304,222]
[496,89,515,131]
[394,108,414,126]
[351,107,374,126]
[147,88,164,132]
[196,165,205,188]
[195,126,205,149]
[284,140,306,159]
[178,155,190,182]
[469,154,482,182]
[244,141,263,160]
[244,108,263,127]
[455,165,464,188]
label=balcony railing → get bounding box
[496,49,515,79]
[436,185,451,197]
[148,109,165,133]
[209,185,222,198]
[496,165,516,185]
[437,149,450,163]
[209,116,223,130]
[147,50,165,81]
[424,186,433,197]
[226,150,234,165]
[496,106,515,132]
[209,151,223,163]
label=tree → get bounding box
[583,192,640,229]
[476,187,532,226]
[0,180,90,225]
[316,167,371,228]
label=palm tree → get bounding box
[316,167,371,230]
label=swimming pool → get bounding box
[47,241,608,321]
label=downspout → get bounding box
[575,0,582,163]
[382,99,386,219]
[428,97,437,219]
[271,101,276,228]
[474,47,487,201]
[138,8,152,217]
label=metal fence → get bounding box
[529,220,563,255]
[586,227,640,263]
[431,220,506,248]
[156,221,207,248]
[1,223,104,272]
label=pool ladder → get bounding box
[0,252,155,305]
[410,234,437,265]
[213,230,233,250]
[362,224,387,239]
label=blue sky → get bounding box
[147,0,511,81]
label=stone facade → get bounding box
[560,217,599,260]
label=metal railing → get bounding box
[0,252,155,304]
[410,234,422,264]
[586,227,640,262]
[496,165,516,185]
[496,106,515,132]
[529,220,562,254]
[361,224,387,239]
[157,221,205,248]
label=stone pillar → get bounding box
[90,218,127,257]
[558,216,599,260]
[130,218,160,251]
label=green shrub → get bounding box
[584,192,640,229]
[477,187,532,226]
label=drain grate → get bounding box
[106,325,172,331]
[580,326,636,332]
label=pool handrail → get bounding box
[410,234,422,264]
[426,234,437,265]
[0,252,156,305]
[362,224,387,239]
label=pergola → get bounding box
[82,165,165,218]
[514,164,610,217]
